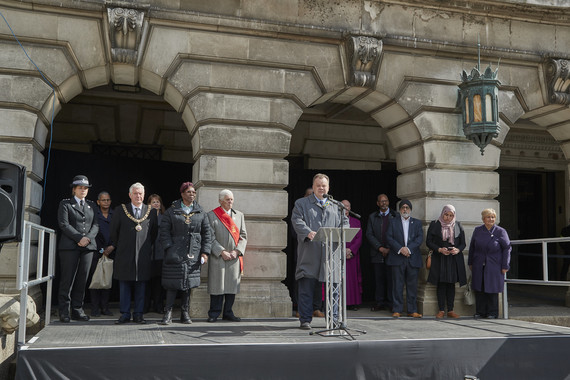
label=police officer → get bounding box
[57,175,99,322]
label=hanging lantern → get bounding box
[458,59,500,155]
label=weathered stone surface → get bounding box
[0,75,52,111]
[398,169,500,200]
[196,187,288,220]
[188,93,302,130]
[194,155,288,187]
[192,125,291,158]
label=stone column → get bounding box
[182,92,303,318]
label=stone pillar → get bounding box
[180,92,303,318]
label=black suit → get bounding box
[57,198,99,317]
[110,203,157,318]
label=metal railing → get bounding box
[503,236,570,319]
[16,220,56,347]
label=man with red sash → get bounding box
[206,189,247,322]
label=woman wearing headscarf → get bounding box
[159,182,211,324]
[426,204,467,318]
[468,208,511,319]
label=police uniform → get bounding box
[57,175,99,322]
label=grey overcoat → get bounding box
[207,208,247,295]
[291,195,348,282]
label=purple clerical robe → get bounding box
[345,216,362,305]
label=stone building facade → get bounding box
[1,0,570,375]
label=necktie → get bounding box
[135,207,140,219]
[80,200,84,207]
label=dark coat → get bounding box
[468,224,511,293]
[385,216,424,268]
[110,203,158,282]
[426,220,467,286]
[160,200,212,291]
[57,198,98,252]
[366,209,397,264]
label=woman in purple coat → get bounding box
[468,208,511,319]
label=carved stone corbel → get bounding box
[106,6,147,65]
[345,35,383,88]
[546,59,570,105]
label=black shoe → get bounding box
[160,309,172,325]
[91,309,101,317]
[207,317,217,323]
[59,315,70,323]
[180,311,192,324]
[222,315,241,322]
[486,315,498,319]
[71,311,90,321]
[101,309,114,316]
[370,305,384,311]
[473,314,483,319]
[115,315,130,324]
[133,315,146,324]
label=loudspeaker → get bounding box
[0,161,26,243]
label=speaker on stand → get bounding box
[0,160,26,244]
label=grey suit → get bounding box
[57,198,99,317]
[291,195,347,323]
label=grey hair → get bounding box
[219,189,234,200]
[97,191,110,199]
[129,182,145,194]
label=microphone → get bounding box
[323,194,333,200]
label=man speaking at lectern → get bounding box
[292,173,348,330]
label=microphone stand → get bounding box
[311,196,366,340]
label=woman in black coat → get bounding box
[426,204,467,318]
[159,182,212,324]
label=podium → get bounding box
[312,227,364,339]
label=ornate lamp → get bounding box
[458,45,500,155]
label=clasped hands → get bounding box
[439,247,459,255]
[77,237,90,248]
[221,250,239,261]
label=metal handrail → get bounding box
[503,236,570,319]
[16,220,56,347]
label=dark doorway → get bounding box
[498,170,563,281]
[283,156,399,306]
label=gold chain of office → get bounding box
[121,204,152,232]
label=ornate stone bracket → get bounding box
[546,59,570,105]
[106,6,148,65]
[345,35,382,88]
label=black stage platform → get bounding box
[16,316,570,380]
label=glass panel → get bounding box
[473,94,482,122]
[465,97,470,124]
[485,94,493,122]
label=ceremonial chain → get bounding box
[183,212,196,225]
[122,204,152,232]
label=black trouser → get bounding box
[165,289,190,314]
[373,262,392,307]
[436,282,455,311]
[208,294,236,319]
[475,271,499,317]
[58,249,93,316]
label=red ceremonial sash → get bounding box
[213,206,243,274]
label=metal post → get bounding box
[503,272,508,320]
[542,240,548,282]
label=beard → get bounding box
[401,211,411,219]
